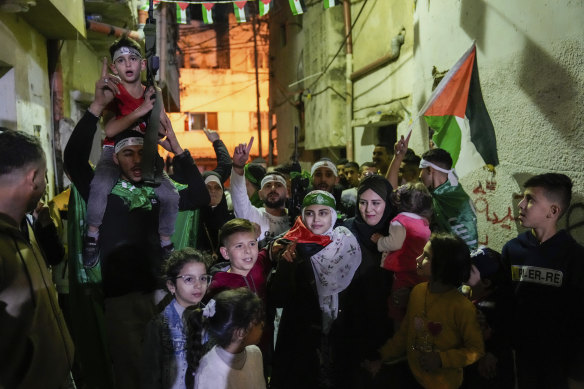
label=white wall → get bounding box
[412,0,584,249]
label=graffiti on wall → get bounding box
[470,179,520,246]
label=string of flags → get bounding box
[140,0,338,25]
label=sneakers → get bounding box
[83,236,100,268]
[161,242,175,259]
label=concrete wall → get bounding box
[350,0,416,164]
[412,0,584,249]
[169,15,270,166]
[268,9,305,164]
[302,5,346,151]
[0,13,55,198]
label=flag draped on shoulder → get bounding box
[289,0,304,15]
[234,1,247,22]
[420,43,498,177]
[202,2,214,24]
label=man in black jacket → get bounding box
[63,61,209,389]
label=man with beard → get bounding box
[64,65,209,389]
[310,158,354,218]
[231,138,289,243]
[0,130,74,388]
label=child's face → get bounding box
[220,231,259,276]
[303,204,333,235]
[111,52,145,83]
[167,262,209,308]
[243,319,264,347]
[416,241,432,278]
[518,186,557,229]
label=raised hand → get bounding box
[90,57,120,116]
[203,128,220,143]
[232,136,254,170]
[394,130,411,156]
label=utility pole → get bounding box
[252,11,262,158]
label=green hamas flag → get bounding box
[67,185,113,388]
[421,43,499,177]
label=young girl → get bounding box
[142,247,212,389]
[371,182,433,327]
[184,287,266,389]
[365,233,484,389]
[269,190,362,389]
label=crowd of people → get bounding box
[1,35,583,389]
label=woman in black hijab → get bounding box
[331,175,395,388]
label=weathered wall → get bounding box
[268,9,305,163]
[351,0,416,163]
[413,0,584,249]
[0,13,55,198]
[302,4,346,151]
[60,39,102,119]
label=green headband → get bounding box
[302,190,336,209]
[244,164,260,186]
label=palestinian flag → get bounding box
[234,1,247,23]
[259,0,272,16]
[289,0,304,15]
[176,2,188,24]
[420,43,499,177]
[202,3,214,24]
[324,0,336,9]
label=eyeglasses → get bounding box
[176,274,212,285]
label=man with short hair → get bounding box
[64,64,209,389]
[231,138,290,243]
[0,130,74,388]
[360,161,378,179]
[388,136,478,249]
[341,161,360,213]
[372,143,394,176]
[502,173,584,388]
[344,161,360,188]
[399,149,421,185]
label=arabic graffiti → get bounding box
[471,181,519,246]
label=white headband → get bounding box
[261,174,287,189]
[419,159,458,186]
[311,160,338,177]
[113,46,142,62]
[204,174,222,189]
[114,137,143,153]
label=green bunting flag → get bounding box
[289,0,304,15]
[176,2,188,24]
[259,0,271,16]
[324,0,336,9]
[234,1,247,22]
[202,3,214,24]
[420,43,499,177]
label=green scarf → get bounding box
[431,181,478,249]
[111,180,157,211]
